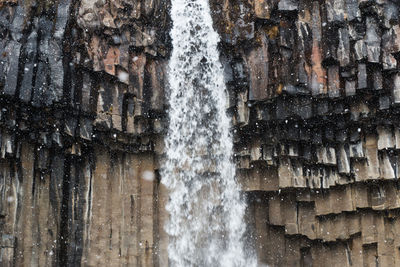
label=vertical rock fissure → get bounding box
[162,0,256,266]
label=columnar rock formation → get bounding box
[0,0,169,265]
[213,0,400,266]
[0,0,400,266]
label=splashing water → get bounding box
[162,0,256,266]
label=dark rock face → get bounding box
[1,0,400,266]
[0,0,169,266]
[218,0,400,266]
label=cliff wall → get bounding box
[211,1,400,266]
[0,0,400,266]
[0,0,169,265]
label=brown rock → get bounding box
[245,31,270,100]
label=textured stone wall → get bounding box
[213,0,400,266]
[1,0,400,266]
[0,0,169,265]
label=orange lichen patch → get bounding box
[255,33,263,46]
[277,83,284,95]
[266,25,279,40]
[311,43,327,94]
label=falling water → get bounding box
[162,0,255,266]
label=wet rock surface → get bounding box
[220,0,400,266]
[0,0,400,266]
[0,0,169,266]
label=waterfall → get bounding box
[162,0,255,266]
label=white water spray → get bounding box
[162,0,256,266]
